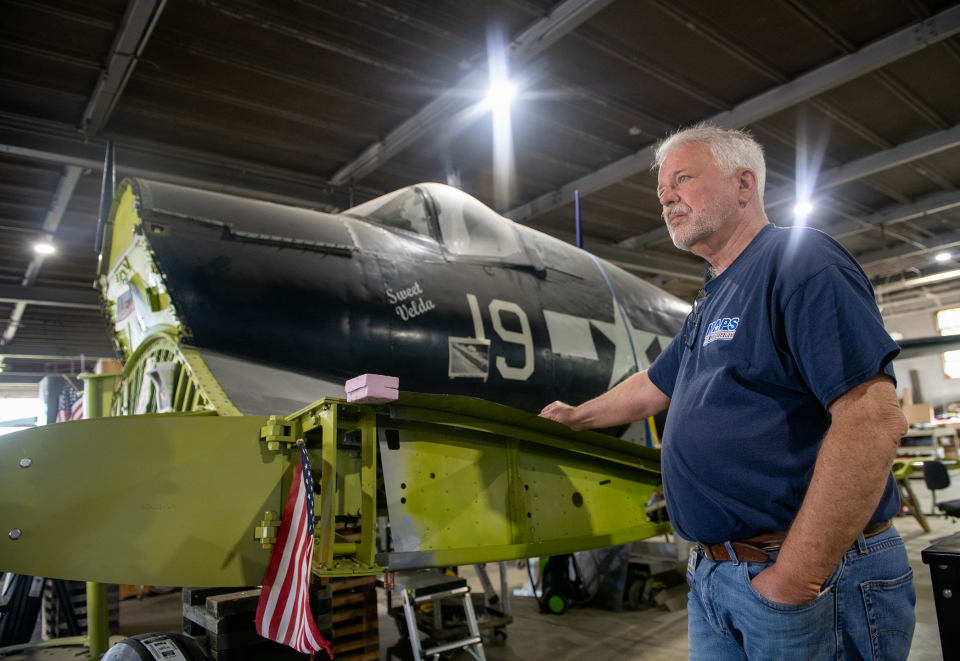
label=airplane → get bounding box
[100,178,691,433]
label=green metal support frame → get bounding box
[1,392,668,589]
[80,371,116,660]
[374,395,669,571]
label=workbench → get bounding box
[898,425,960,461]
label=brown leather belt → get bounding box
[702,520,893,563]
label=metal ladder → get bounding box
[392,571,486,661]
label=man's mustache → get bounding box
[663,204,692,222]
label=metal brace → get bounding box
[260,415,299,453]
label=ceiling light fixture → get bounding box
[485,83,515,109]
[794,202,813,218]
[34,243,55,254]
[936,252,952,262]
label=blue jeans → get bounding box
[687,526,915,660]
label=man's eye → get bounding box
[679,175,689,183]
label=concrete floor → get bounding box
[13,472,955,660]
[375,473,960,661]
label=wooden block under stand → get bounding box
[324,574,379,661]
[182,585,333,661]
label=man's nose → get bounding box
[659,187,678,207]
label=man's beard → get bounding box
[664,192,734,251]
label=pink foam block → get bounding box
[347,386,398,405]
[345,373,399,393]
[345,374,399,404]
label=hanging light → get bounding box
[485,82,515,109]
[34,243,55,254]
[794,201,813,219]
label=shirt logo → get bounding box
[703,317,740,346]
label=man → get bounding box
[540,124,915,660]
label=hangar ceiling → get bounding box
[2,0,960,394]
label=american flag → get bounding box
[55,384,83,422]
[255,440,332,658]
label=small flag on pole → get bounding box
[255,440,333,658]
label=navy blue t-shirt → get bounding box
[648,224,901,544]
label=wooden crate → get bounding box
[325,576,379,661]
[182,585,332,661]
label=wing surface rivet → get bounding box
[19,458,31,468]
[8,529,21,540]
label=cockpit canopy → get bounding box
[343,183,522,259]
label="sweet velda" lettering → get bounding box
[396,297,435,321]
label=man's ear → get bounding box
[737,168,758,208]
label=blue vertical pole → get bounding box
[575,189,583,249]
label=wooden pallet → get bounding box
[324,522,379,661]
[325,575,379,661]
[182,585,333,661]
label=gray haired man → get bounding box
[541,124,914,659]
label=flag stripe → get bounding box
[255,444,331,657]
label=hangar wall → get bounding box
[888,311,960,411]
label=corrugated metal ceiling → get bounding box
[2,0,960,392]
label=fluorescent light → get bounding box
[936,252,952,262]
[873,267,960,294]
[34,243,54,254]
[794,202,813,218]
[485,83,515,109]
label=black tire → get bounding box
[494,628,507,646]
[626,578,645,611]
[102,633,207,661]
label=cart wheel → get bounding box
[494,628,507,646]
[626,578,644,611]
[543,590,567,614]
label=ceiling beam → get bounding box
[858,230,960,267]
[0,285,100,309]
[618,224,670,251]
[1,165,85,358]
[583,241,703,282]
[763,122,960,208]
[81,0,167,135]
[830,189,960,239]
[21,165,84,287]
[0,375,43,385]
[0,345,116,360]
[506,4,960,224]
[0,138,346,211]
[329,0,617,186]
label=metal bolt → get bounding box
[944,589,954,599]
[19,458,31,468]
[8,529,21,540]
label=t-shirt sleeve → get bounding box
[782,264,899,408]
[648,328,685,398]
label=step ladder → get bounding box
[392,571,486,661]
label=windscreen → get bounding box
[426,184,521,258]
[343,187,431,237]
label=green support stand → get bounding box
[85,582,109,660]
